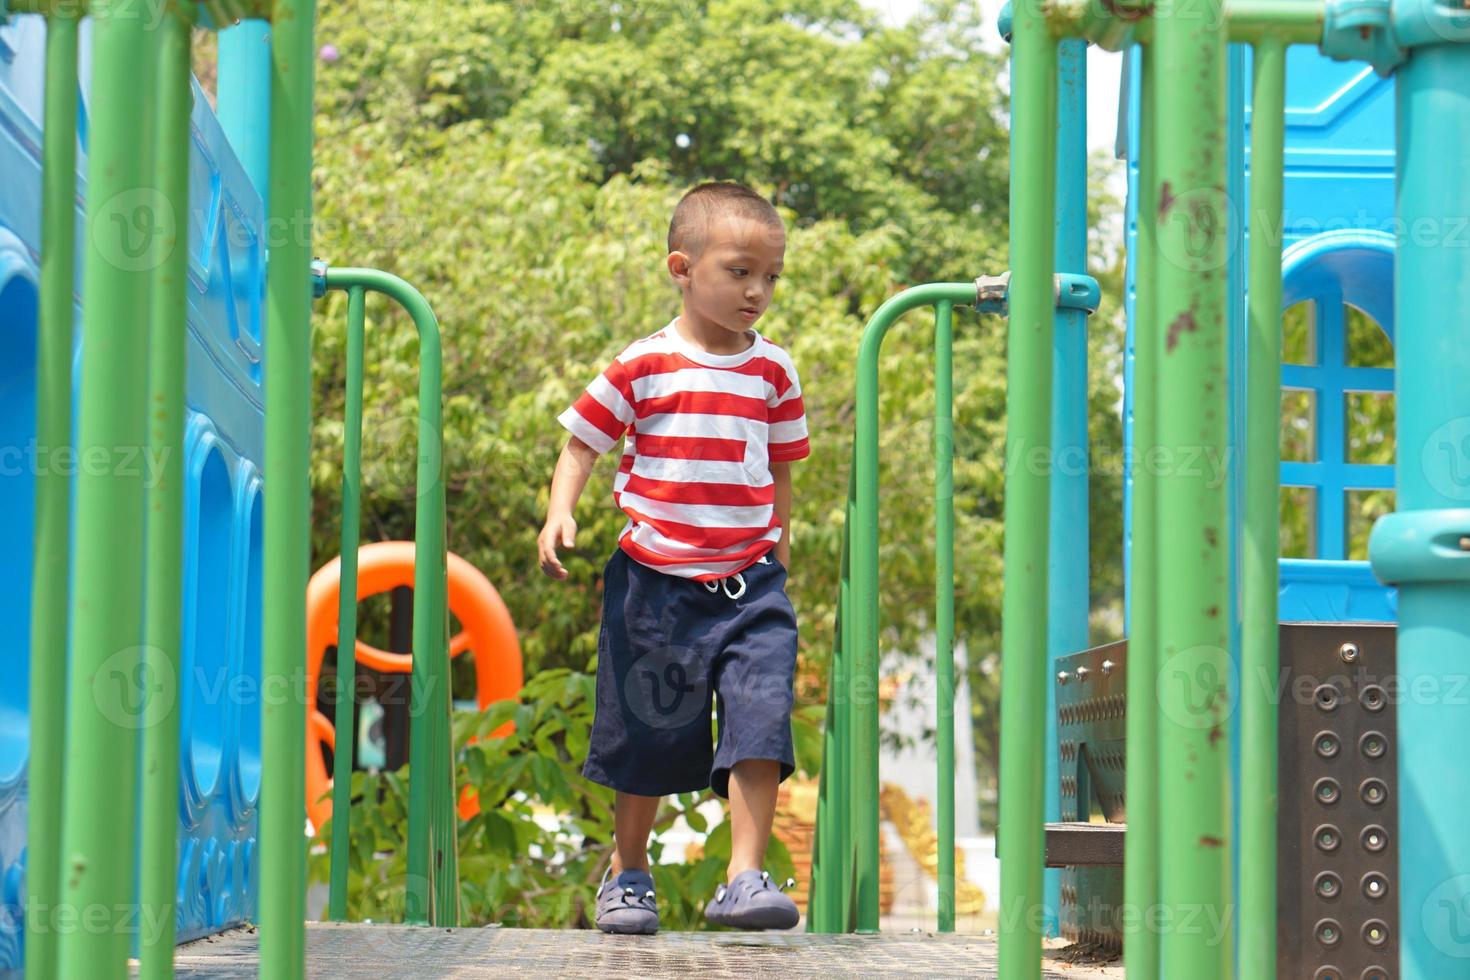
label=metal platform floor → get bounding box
[156,923,1123,978]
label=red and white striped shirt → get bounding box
[559,319,810,580]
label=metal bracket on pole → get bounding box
[311,257,329,298]
[1369,509,1470,586]
[976,272,1012,315]
[1323,0,1470,75]
[972,271,1103,317]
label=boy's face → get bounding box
[668,215,786,336]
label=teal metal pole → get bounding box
[324,267,455,927]
[1043,36,1089,939]
[1368,41,1470,980]
[1152,0,1232,974]
[26,12,77,980]
[56,3,154,975]
[1122,41,1161,980]
[139,10,194,979]
[933,300,957,933]
[852,282,978,933]
[260,0,316,975]
[217,20,273,210]
[327,284,367,921]
[1240,37,1285,980]
[999,0,1057,975]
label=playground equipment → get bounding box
[303,540,523,835]
[809,6,1470,980]
[4,0,1470,978]
[2,2,476,975]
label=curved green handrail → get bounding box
[320,267,456,929]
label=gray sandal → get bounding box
[704,870,799,930]
[594,866,659,935]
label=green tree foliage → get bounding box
[303,0,1127,922]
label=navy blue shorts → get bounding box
[583,548,798,799]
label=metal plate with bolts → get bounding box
[1277,623,1398,980]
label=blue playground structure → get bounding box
[0,19,265,965]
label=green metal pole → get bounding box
[261,0,317,975]
[999,1,1056,976]
[1122,42,1161,980]
[810,464,853,933]
[139,10,194,979]
[1041,0,1323,47]
[324,268,455,927]
[1224,1,1324,45]
[26,12,77,980]
[1153,0,1232,974]
[1239,38,1285,980]
[56,3,154,975]
[810,661,836,931]
[933,301,957,934]
[837,479,854,929]
[327,285,367,921]
[853,282,977,932]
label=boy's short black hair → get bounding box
[668,181,784,258]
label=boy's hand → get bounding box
[538,514,578,579]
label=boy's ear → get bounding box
[667,250,693,286]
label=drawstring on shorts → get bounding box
[701,554,770,600]
[704,572,747,600]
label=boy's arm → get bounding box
[772,460,793,568]
[539,436,600,580]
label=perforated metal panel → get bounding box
[1056,641,1128,951]
[1277,623,1398,980]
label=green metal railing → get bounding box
[810,274,1097,936]
[313,265,458,929]
[809,283,979,935]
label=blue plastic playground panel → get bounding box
[1124,44,1399,627]
[0,21,267,966]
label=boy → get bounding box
[538,181,808,933]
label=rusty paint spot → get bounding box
[1208,724,1223,747]
[1158,181,1177,218]
[1205,527,1218,547]
[1166,310,1199,353]
[1206,605,1219,618]
[1199,835,1225,848]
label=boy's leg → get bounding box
[726,759,780,880]
[610,791,661,874]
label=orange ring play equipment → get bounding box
[304,541,523,832]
